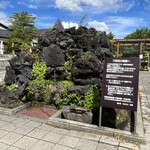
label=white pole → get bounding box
[0,41,2,54]
[0,41,4,54]
[99,106,102,127]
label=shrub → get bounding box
[54,82,100,110]
[7,83,17,91]
[63,55,75,80]
[27,52,39,59]
[32,61,47,80]
[80,84,100,109]
[81,51,92,59]
[26,61,50,103]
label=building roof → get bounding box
[0,19,64,39]
[0,29,8,38]
[0,23,8,30]
[53,19,64,31]
[37,29,50,36]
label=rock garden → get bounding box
[0,26,132,131]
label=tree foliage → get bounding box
[124,26,150,39]
[6,11,37,53]
[107,31,115,39]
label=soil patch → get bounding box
[21,106,58,120]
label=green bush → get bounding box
[63,55,75,80]
[26,61,50,103]
[81,51,92,59]
[82,84,100,109]
[54,93,82,108]
[7,83,17,91]
[54,83,100,110]
[59,80,74,88]
[53,81,74,108]
[32,61,47,80]
[63,55,76,70]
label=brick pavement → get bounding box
[0,114,140,150]
[139,71,150,150]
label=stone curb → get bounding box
[0,102,31,116]
[48,94,145,143]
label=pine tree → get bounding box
[6,11,37,53]
[107,32,115,39]
[124,26,150,39]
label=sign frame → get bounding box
[100,57,139,111]
[99,57,139,134]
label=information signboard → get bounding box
[100,57,139,111]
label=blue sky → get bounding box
[0,0,150,38]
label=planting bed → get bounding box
[21,106,58,120]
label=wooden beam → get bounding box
[110,38,150,43]
[112,43,150,47]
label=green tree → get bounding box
[6,11,37,53]
[124,26,150,39]
[107,31,115,39]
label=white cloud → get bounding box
[0,1,13,9]
[17,2,38,9]
[55,0,125,12]
[62,21,79,29]
[28,4,38,9]
[126,2,135,11]
[56,0,82,12]
[0,12,8,27]
[62,16,128,38]
[107,16,144,27]
[106,16,145,38]
[62,20,109,32]
[88,20,109,31]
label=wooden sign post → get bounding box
[100,57,139,133]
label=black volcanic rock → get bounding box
[4,66,16,85]
[1,26,112,106]
[43,44,65,67]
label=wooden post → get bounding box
[140,42,143,54]
[117,41,120,58]
[99,106,102,127]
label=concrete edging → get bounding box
[0,102,31,116]
[48,95,145,143]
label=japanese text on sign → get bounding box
[100,57,139,111]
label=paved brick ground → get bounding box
[139,71,150,150]
[0,71,150,150]
[0,115,140,150]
